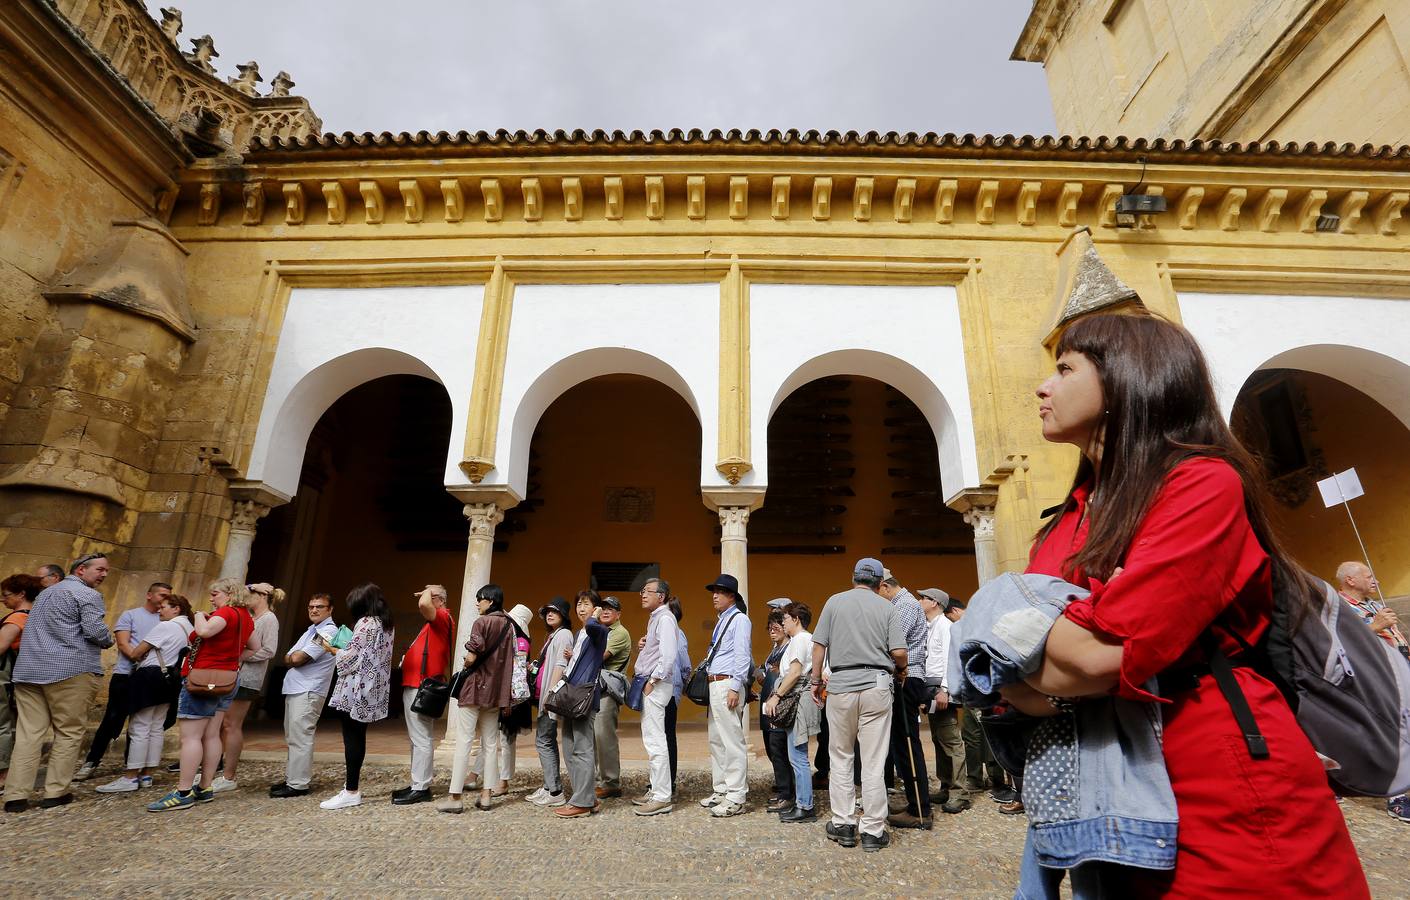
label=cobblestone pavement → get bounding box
[5,759,1407,898]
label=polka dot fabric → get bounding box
[1023,714,1078,824]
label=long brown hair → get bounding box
[1038,312,1320,615]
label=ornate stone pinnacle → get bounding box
[184,34,218,74]
[159,7,183,43]
[228,61,263,97]
[269,71,295,98]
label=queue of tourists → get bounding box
[1,313,1399,895]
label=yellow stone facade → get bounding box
[1,0,1408,657]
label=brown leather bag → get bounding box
[185,667,237,697]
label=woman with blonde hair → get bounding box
[211,582,284,793]
[147,578,256,812]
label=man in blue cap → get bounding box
[698,573,752,817]
[810,557,907,852]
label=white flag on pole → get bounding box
[1316,468,1364,508]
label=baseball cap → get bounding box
[853,557,883,580]
[918,588,950,607]
[766,597,793,609]
[599,595,622,611]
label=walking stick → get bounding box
[896,678,925,821]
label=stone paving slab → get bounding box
[5,760,1407,898]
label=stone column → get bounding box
[441,500,505,750]
[717,506,752,607]
[963,505,999,585]
[218,500,270,581]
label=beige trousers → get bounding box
[449,704,499,795]
[826,682,893,837]
[707,680,748,803]
[283,691,326,790]
[4,673,99,802]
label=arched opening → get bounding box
[491,374,711,715]
[753,374,978,614]
[245,374,460,732]
[1231,361,1410,599]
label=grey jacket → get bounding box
[949,572,1178,878]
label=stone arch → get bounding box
[765,349,973,501]
[1245,344,1410,433]
[502,347,703,498]
[250,348,450,498]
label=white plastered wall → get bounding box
[488,283,719,496]
[749,283,981,502]
[1179,292,1410,429]
[245,285,482,498]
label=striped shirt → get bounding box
[12,575,114,685]
[892,588,927,675]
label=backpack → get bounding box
[510,638,531,703]
[1214,571,1410,797]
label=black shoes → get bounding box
[269,782,310,798]
[861,830,891,853]
[930,789,950,805]
[3,800,27,813]
[825,821,858,848]
[392,788,433,806]
[39,793,74,809]
[990,786,1017,804]
[942,797,973,814]
[392,786,412,800]
[765,795,791,812]
[779,805,817,823]
[887,812,933,830]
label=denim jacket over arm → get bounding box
[948,572,1178,881]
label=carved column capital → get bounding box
[962,505,997,539]
[463,502,505,539]
[718,505,751,539]
[230,499,271,533]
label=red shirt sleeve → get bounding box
[1063,458,1270,702]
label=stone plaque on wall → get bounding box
[605,487,654,523]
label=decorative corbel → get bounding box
[715,256,751,486]
[1296,189,1328,233]
[520,178,542,222]
[729,176,749,220]
[1255,188,1287,232]
[645,176,665,220]
[1336,190,1368,232]
[440,179,464,223]
[893,178,915,223]
[1374,191,1408,235]
[603,176,624,220]
[241,182,264,225]
[1137,185,1163,229]
[852,177,873,221]
[686,176,706,220]
[812,177,832,221]
[282,182,305,225]
[359,181,384,225]
[1017,181,1041,226]
[1176,186,1204,230]
[1057,182,1082,227]
[1217,188,1246,231]
[399,180,425,223]
[322,182,346,225]
[561,177,583,221]
[975,180,999,224]
[1097,183,1123,227]
[197,183,220,226]
[460,258,514,484]
[771,176,791,219]
[935,179,957,224]
[480,178,503,222]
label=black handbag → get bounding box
[543,680,594,719]
[770,689,803,730]
[409,625,452,718]
[686,611,740,706]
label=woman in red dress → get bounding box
[1005,313,1368,897]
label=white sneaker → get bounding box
[209,775,238,794]
[530,790,565,807]
[137,775,154,789]
[525,787,548,804]
[319,789,363,810]
[74,762,98,782]
[710,799,744,817]
[95,776,139,793]
[699,793,724,808]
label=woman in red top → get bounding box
[148,577,256,812]
[1005,313,1367,897]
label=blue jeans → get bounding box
[787,733,812,810]
[176,683,234,719]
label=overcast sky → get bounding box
[144,1,1057,137]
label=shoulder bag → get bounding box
[186,611,249,698]
[409,619,453,718]
[770,685,804,731]
[447,615,514,704]
[686,611,739,707]
[543,678,594,719]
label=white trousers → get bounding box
[639,684,672,802]
[827,683,893,837]
[449,704,500,794]
[401,687,437,790]
[283,691,325,790]
[472,728,516,781]
[125,704,168,770]
[707,680,748,803]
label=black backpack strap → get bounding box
[1203,633,1269,759]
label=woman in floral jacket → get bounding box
[319,582,393,810]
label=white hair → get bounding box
[1335,561,1368,584]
